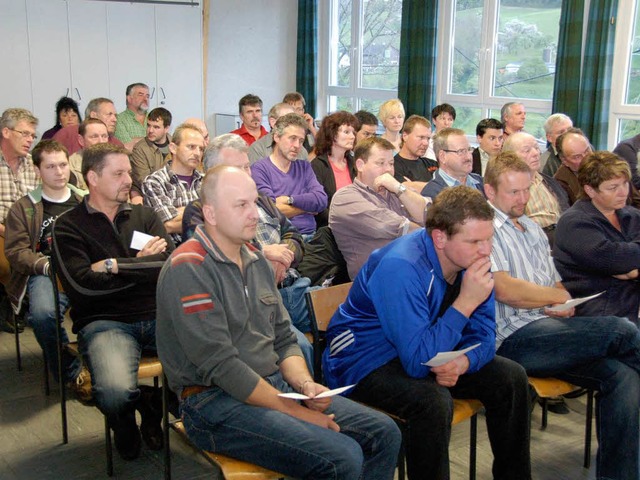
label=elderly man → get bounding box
[472,118,504,176]
[68,118,109,190]
[329,136,428,279]
[501,102,526,138]
[393,115,438,192]
[485,152,640,480]
[53,143,174,460]
[231,93,268,146]
[325,186,531,480]
[248,103,308,164]
[156,164,401,479]
[553,128,593,205]
[421,128,483,199]
[502,132,569,247]
[114,82,150,150]
[540,113,573,176]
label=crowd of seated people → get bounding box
[5,86,640,480]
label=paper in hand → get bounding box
[278,384,355,400]
[422,343,481,367]
[545,291,604,313]
[130,230,155,251]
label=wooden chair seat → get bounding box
[528,377,577,398]
[452,399,483,425]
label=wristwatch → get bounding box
[287,196,294,205]
[396,184,407,196]
[104,258,114,274]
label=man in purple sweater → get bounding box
[251,113,327,236]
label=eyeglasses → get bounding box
[442,147,473,156]
[9,128,37,141]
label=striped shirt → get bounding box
[489,204,560,346]
[525,172,561,228]
[0,152,39,224]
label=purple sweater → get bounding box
[251,157,327,234]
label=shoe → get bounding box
[0,314,24,334]
[68,367,93,405]
[114,418,142,461]
[137,387,164,451]
[539,396,570,415]
[564,388,588,399]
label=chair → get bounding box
[305,282,484,480]
[528,377,594,468]
[51,261,163,476]
[162,375,285,480]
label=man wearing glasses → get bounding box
[421,128,484,199]
[0,108,40,331]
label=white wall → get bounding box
[206,0,298,135]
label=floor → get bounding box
[0,322,597,479]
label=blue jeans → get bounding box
[181,371,401,479]
[350,356,531,480]
[27,275,80,383]
[78,319,156,429]
[279,276,322,333]
[497,315,640,480]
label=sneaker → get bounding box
[539,396,570,415]
[113,418,142,461]
[68,367,93,405]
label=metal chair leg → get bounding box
[469,414,477,480]
[105,416,114,476]
[541,398,548,430]
[14,310,22,371]
[43,353,50,396]
[163,374,172,480]
[584,390,594,469]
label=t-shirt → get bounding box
[39,192,79,255]
[393,153,438,184]
[330,161,353,191]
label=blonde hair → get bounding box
[378,99,405,123]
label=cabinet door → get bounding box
[106,2,157,113]
[0,0,32,114]
[155,4,203,126]
[67,0,110,115]
[25,0,72,128]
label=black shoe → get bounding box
[564,388,588,399]
[539,396,570,415]
[113,418,142,460]
[0,315,23,334]
[137,387,164,451]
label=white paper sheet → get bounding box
[545,291,605,313]
[422,343,481,367]
[277,384,356,400]
[130,230,155,251]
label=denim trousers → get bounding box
[180,371,401,480]
[78,319,156,430]
[497,315,640,480]
[27,275,80,383]
[350,356,532,480]
[279,276,322,334]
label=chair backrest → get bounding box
[306,282,352,332]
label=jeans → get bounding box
[497,315,640,480]
[27,275,80,383]
[350,356,531,480]
[181,371,401,480]
[279,276,322,333]
[78,319,156,430]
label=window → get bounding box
[438,1,562,139]
[320,0,402,117]
[610,2,640,146]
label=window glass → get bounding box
[625,4,640,105]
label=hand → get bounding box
[613,269,639,280]
[275,196,291,206]
[301,381,333,412]
[302,113,317,135]
[137,236,168,257]
[293,407,340,432]
[373,173,400,194]
[91,258,117,274]
[543,305,575,318]
[454,257,494,317]
[263,244,295,268]
[272,260,288,284]
[431,355,469,387]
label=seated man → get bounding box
[553,128,592,205]
[472,118,504,176]
[252,113,327,237]
[53,143,174,460]
[282,91,318,153]
[426,103,456,161]
[324,186,531,480]
[485,152,640,480]
[68,118,109,190]
[329,137,428,279]
[354,110,379,144]
[156,165,401,479]
[540,113,573,176]
[130,107,172,204]
[231,93,268,146]
[613,131,640,190]
[421,128,484,199]
[393,115,438,192]
[142,123,205,245]
[5,140,89,397]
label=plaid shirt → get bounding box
[114,109,147,144]
[0,151,39,224]
[525,172,561,229]
[142,162,203,243]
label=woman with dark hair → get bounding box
[311,111,358,228]
[554,151,640,324]
[41,97,82,140]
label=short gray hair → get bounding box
[543,113,572,134]
[272,113,308,138]
[268,103,294,121]
[203,133,248,170]
[84,98,114,119]
[0,108,38,130]
[500,102,523,123]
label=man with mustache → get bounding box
[393,115,438,192]
[142,123,205,245]
[115,82,150,151]
[231,93,268,146]
[421,128,484,199]
[53,142,174,461]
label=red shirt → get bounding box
[53,125,124,155]
[330,160,353,191]
[231,124,268,146]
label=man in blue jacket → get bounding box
[323,186,531,480]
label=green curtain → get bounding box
[551,1,585,122]
[397,0,438,117]
[576,0,618,149]
[296,0,318,117]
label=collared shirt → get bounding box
[142,162,203,244]
[525,172,561,228]
[478,148,491,176]
[114,109,147,145]
[438,168,481,188]
[255,204,282,247]
[489,204,560,346]
[231,124,268,146]
[0,151,39,224]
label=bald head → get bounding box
[184,117,210,145]
[502,132,541,172]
